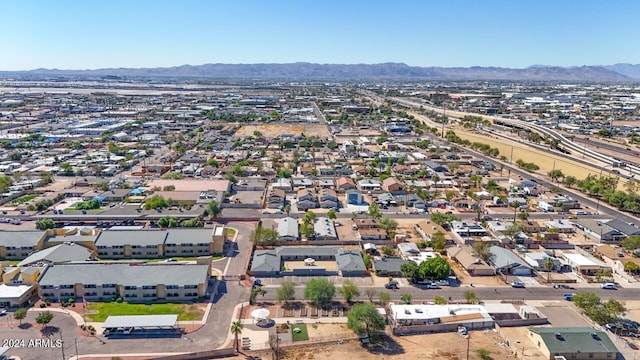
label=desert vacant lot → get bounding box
[453,128,629,190]
[235,124,331,138]
[252,330,516,360]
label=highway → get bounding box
[392,96,640,179]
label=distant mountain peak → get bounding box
[0,62,633,82]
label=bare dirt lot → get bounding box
[235,124,331,138]
[251,330,516,360]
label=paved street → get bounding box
[258,284,640,303]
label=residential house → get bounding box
[397,242,421,259]
[266,189,286,209]
[318,188,339,209]
[606,219,640,238]
[527,327,619,360]
[448,246,495,276]
[372,257,408,277]
[357,179,381,192]
[561,252,611,276]
[405,194,427,210]
[382,177,403,193]
[277,217,299,241]
[250,246,366,277]
[488,246,534,276]
[313,217,337,240]
[336,177,356,191]
[574,219,624,243]
[297,188,318,209]
[164,229,218,257]
[359,228,387,240]
[595,244,640,276]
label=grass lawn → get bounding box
[226,228,236,238]
[86,302,204,322]
[291,323,309,342]
[12,195,36,205]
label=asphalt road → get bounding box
[259,285,640,303]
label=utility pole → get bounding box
[59,331,65,360]
[466,333,470,360]
[74,337,79,360]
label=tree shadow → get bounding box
[18,323,33,330]
[363,334,405,355]
[41,326,60,337]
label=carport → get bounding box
[103,314,179,335]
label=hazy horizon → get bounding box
[1,0,639,71]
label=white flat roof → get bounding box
[103,314,178,329]
[563,253,604,267]
[0,284,34,299]
[389,303,491,321]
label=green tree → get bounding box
[378,291,391,306]
[624,261,640,274]
[206,200,221,218]
[419,256,451,280]
[434,296,448,305]
[400,293,412,304]
[249,226,280,245]
[379,218,398,237]
[346,302,386,342]
[303,210,316,224]
[573,292,601,310]
[36,311,54,330]
[622,235,640,251]
[338,280,360,303]
[472,241,494,263]
[432,231,447,251]
[250,287,267,305]
[326,209,337,220]
[429,212,460,226]
[547,169,564,182]
[230,321,243,352]
[14,308,27,325]
[476,348,491,360]
[400,261,421,281]
[304,278,335,306]
[276,282,295,303]
[158,216,178,228]
[35,218,55,230]
[368,203,381,218]
[284,203,291,216]
[300,222,314,240]
[143,195,169,210]
[381,245,395,256]
[544,257,555,283]
[464,290,480,304]
[563,175,577,188]
[180,218,202,228]
[503,223,525,243]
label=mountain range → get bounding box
[4,62,640,82]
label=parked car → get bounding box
[385,281,399,290]
[601,283,617,290]
[511,281,526,288]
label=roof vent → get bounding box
[591,332,600,340]
[555,332,564,340]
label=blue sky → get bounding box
[1,0,638,70]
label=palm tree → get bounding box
[230,321,243,352]
[544,257,555,283]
